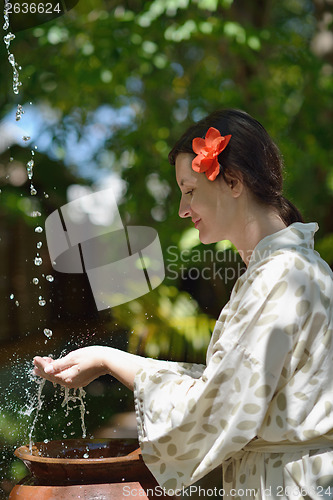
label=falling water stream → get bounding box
[3,0,88,455]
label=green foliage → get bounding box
[1,0,332,245]
[113,284,215,361]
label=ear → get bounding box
[223,171,244,198]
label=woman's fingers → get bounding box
[33,355,49,366]
[33,364,79,388]
[34,354,74,375]
[54,366,86,389]
[32,366,57,384]
[32,366,43,377]
[32,347,104,388]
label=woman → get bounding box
[34,109,333,498]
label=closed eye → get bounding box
[185,190,193,195]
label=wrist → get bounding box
[99,346,116,377]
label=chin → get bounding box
[199,228,224,245]
[199,233,217,245]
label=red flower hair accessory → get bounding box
[192,127,232,181]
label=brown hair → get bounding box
[168,109,303,226]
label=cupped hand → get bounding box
[33,346,108,389]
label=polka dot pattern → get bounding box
[133,222,333,494]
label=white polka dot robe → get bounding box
[134,222,333,497]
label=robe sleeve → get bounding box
[133,252,312,491]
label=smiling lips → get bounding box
[193,219,201,228]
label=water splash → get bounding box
[2,0,89,461]
[4,31,15,50]
[3,0,10,30]
[3,2,21,94]
[28,378,46,452]
[26,159,34,180]
[16,103,24,121]
[1,1,84,464]
[7,51,22,95]
[61,387,87,438]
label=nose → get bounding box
[178,196,191,219]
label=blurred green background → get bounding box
[0,0,332,497]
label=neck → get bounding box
[232,208,287,267]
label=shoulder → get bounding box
[251,245,331,278]
[247,246,333,301]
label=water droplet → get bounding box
[43,439,49,443]
[22,136,31,142]
[15,104,24,121]
[37,242,42,249]
[31,211,41,218]
[32,278,39,285]
[39,299,46,307]
[3,12,9,31]
[30,185,37,196]
[83,453,89,458]
[34,257,42,266]
[26,159,34,179]
[46,275,54,282]
[9,157,14,162]
[15,300,19,306]
[7,51,22,94]
[4,32,15,49]
[44,193,49,198]
[9,293,14,299]
[43,328,52,339]
[35,226,43,233]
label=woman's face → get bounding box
[175,153,238,244]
